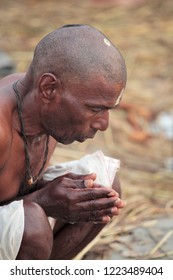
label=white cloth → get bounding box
[43,150,120,187]
[0,200,24,260]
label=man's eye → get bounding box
[91,107,104,113]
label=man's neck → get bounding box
[14,77,45,138]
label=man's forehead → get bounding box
[67,80,125,108]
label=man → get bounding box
[0,24,127,260]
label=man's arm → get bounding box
[0,124,12,171]
[0,124,13,203]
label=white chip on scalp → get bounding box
[115,88,124,106]
[104,38,111,46]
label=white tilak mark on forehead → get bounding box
[115,88,124,106]
[104,38,111,46]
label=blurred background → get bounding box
[0,0,173,259]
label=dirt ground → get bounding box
[0,0,173,259]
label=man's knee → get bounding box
[17,201,53,260]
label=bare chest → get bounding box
[0,132,56,203]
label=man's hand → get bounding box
[28,173,125,224]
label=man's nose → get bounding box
[91,110,109,131]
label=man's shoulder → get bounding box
[0,73,25,87]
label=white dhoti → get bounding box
[0,150,120,259]
[0,200,24,260]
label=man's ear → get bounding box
[38,73,61,103]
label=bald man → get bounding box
[0,24,127,260]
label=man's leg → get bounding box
[50,221,105,260]
[50,175,121,260]
[16,201,53,260]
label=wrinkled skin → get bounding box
[31,173,123,223]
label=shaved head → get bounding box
[30,24,126,87]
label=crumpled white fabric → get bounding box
[43,150,120,187]
[0,200,24,260]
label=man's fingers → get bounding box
[65,172,97,181]
[69,179,94,189]
[84,179,94,188]
[75,187,119,200]
[115,198,126,208]
[77,196,123,211]
[77,206,120,223]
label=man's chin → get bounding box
[56,137,74,145]
[57,134,96,144]
[77,135,95,143]
[61,138,87,144]
[76,137,87,143]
